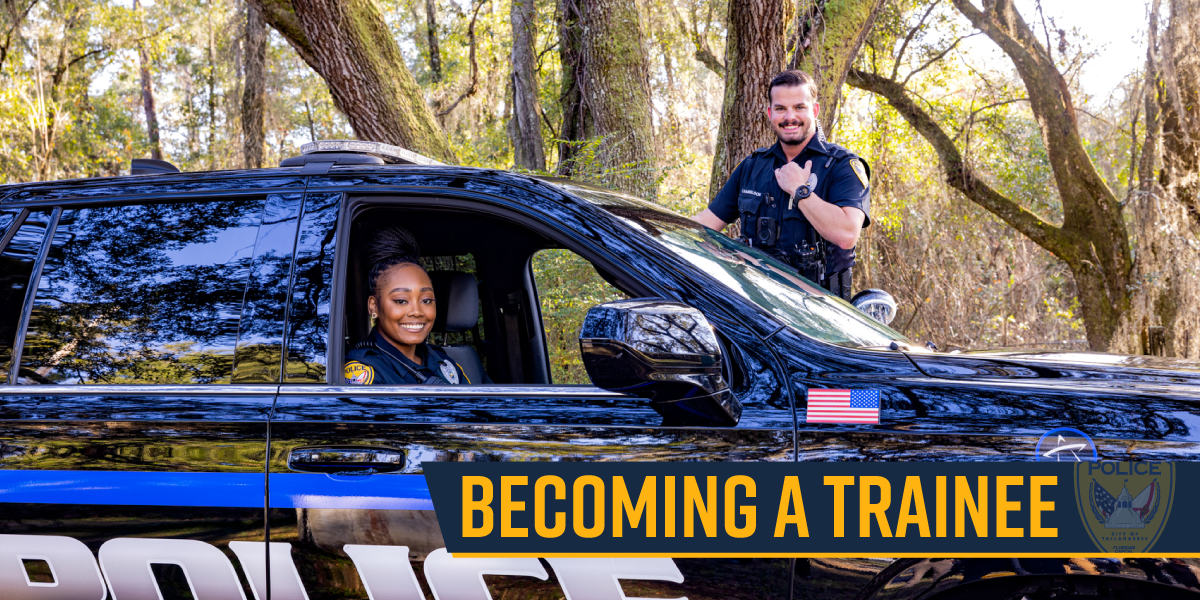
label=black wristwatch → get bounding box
[789,173,818,207]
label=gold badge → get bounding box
[850,158,869,190]
[344,361,374,385]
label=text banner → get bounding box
[423,461,1195,557]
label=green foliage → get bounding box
[531,249,626,384]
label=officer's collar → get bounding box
[771,131,832,161]
[369,327,430,370]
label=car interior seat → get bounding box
[428,270,487,385]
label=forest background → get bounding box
[0,0,1197,379]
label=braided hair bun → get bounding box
[368,226,423,297]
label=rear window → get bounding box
[18,200,265,384]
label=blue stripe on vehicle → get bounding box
[270,473,433,510]
[0,471,433,510]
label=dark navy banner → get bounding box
[423,461,1196,557]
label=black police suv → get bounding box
[0,140,1198,600]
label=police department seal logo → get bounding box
[1075,462,1174,553]
[344,361,374,385]
[849,158,869,189]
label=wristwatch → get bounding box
[789,173,819,209]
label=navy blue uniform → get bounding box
[708,134,871,293]
[344,328,470,385]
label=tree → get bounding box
[789,0,887,131]
[557,0,656,197]
[425,0,443,83]
[707,0,788,198]
[242,1,267,168]
[1110,0,1200,358]
[508,0,544,170]
[847,0,1133,350]
[248,0,456,162]
[133,0,162,160]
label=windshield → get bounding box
[553,180,913,349]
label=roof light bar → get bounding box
[299,140,445,166]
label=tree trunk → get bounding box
[557,0,656,197]
[426,0,442,83]
[847,0,1135,350]
[508,0,545,170]
[249,0,456,163]
[790,0,887,132]
[1111,0,1200,358]
[707,0,789,199]
[1160,0,1199,232]
[242,1,267,169]
[206,9,217,171]
[133,0,161,160]
[556,0,588,176]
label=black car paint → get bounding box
[0,165,1197,599]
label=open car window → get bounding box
[531,249,629,384]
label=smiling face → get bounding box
[367,263,436,361]
[767,84,820,147]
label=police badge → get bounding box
[1075,461,1174,553]
[344,361,374,385]
[439,360,460,384]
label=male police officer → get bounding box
[694,69,870,300]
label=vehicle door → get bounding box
[0,190,302,599]
[266,190,798,600]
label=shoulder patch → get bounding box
[344,361,375,385]
[849,158,870,190]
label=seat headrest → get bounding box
[428,271,479,333]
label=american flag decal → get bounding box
[806,389,881,424]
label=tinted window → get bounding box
[532,249,627,384]
[19,200,265,384]
[0,210,52,383]
[284,192,341,383]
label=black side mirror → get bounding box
[579,299,742,426]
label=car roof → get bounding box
[0,164,564,205]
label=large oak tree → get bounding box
[847,0,1132,350]
[248,0,455,162]
[557,0,656,198]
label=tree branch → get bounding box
[901,32,978,88]
[246,0,319,72]
[0,0,37,71]
[847,68,1072,257]
[891,0,939,81]
[435,0,486,117]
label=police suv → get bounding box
[1,140,1198,600]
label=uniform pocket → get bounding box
[737,192,763,215]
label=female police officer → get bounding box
[343,226,472,385]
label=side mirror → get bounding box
[579,299,742,427]
[851,289,898,325]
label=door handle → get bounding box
[287,445,406,474]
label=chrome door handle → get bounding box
[286,445,405,474]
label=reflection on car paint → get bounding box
[1,534,685,600]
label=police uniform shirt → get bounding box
[344,328,470,385]
[708,134,871,274]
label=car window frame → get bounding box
[327,193,662,386]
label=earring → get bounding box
[370,312,377,318]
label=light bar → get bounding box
[299,140,445,166]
